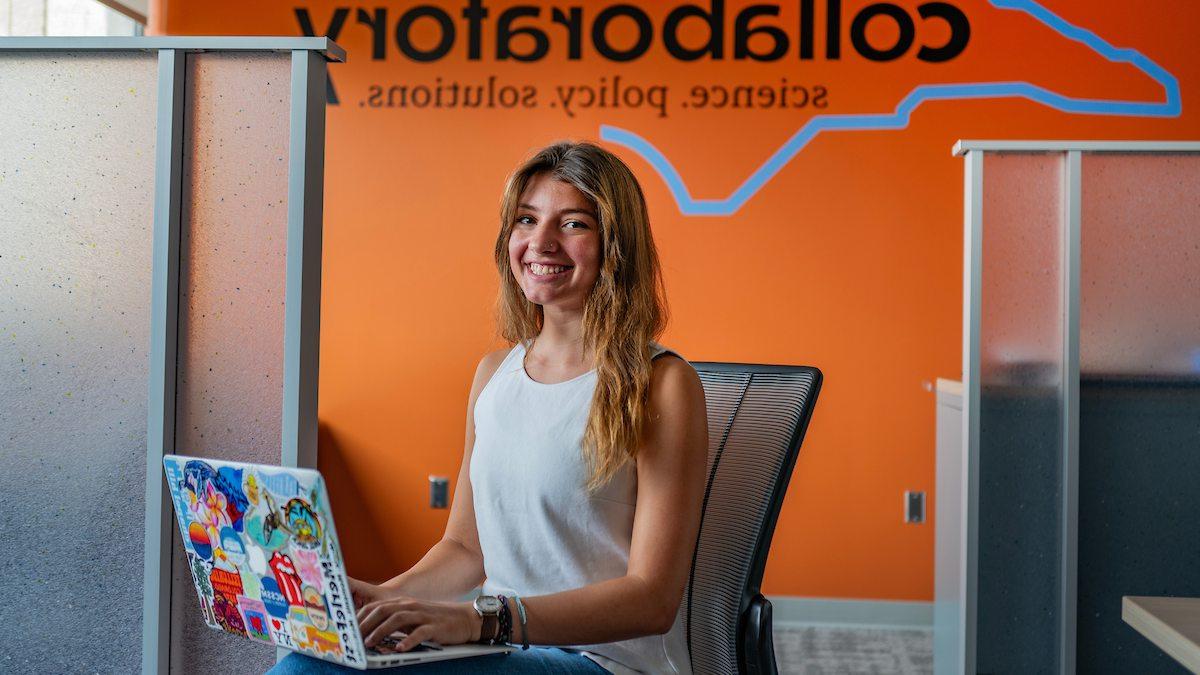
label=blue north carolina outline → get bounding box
[600,0,1183,216]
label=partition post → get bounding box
[281,48,326,472]
[142,48,186,675]
[1058,150,1082,675]
[960,148,984,675]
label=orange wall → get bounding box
[157,0,1200,600]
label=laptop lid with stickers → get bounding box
[162,455,369,670]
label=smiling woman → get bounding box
[268,141,708,674]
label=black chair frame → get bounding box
[686,362,823,675]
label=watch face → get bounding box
[475,596,502,614]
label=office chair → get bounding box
[683,363,823,675]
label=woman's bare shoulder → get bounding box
[479,346,513,370]
[649,353,704,407]
[471,346,514,387]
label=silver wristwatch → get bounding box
[473,595,502,644]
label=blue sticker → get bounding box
[246,513,289,550]
[220,526,247,566]
[257,471,302,499]
[163,459,193,547]
[182,461,218,497]
[215,467,249,532]
[261,577,290,618]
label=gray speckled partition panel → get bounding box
[1076,381,1197,675]
[168,51,291,675]
[1074,153,1200,674]
[0,52,157,674]
[976,387,1061,674]
[1079,154,1200,377]
[976,152,1065,674]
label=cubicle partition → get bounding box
[0,38,341,674]
[941,141,1200,674]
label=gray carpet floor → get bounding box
[774,625,933,675]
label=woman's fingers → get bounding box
[347,577,372,607]
[357,598,413,626]
[354,599,471,652]
[397,625,435,652]
[364,611,424,648]
[359,605,410,643]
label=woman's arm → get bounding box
[353,349,510,603]
[358,354,709,649]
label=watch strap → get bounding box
[479,613,499,643]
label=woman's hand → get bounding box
[356,596,483,652]
[347,576,403,610]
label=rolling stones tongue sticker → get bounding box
[270,551,305,606]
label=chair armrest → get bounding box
[740,594,778,675]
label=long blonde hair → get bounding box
[494,141,668,491]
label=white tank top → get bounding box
[470,340,693,675]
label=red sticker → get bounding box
[270,551,305,605]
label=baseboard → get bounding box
[768,596,933,630]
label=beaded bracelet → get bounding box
[496,595,513,645]
[513,595,530,650]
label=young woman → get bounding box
[271,141,708,674]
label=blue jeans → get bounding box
[266,648,610,674]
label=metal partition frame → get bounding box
[952,139,1200,675]
[0,36,343,675]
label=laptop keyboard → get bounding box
[369,635,441,655]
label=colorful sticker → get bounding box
[303,585,330,632]
[210,567,244,601]
[213,592,248,637]
[289,606,315,650]
[246,512,290,550]
[268,615,296,649]
[303,625,343,657]
[237,596,273,643]
[261,492,323,549]
[247,544,268,576]
[321,559,363,666]
[165,459,194,544]
[288,605,340,657]
[220,526,247,566]
[181,461,218,499]
[290,548,324,593]
[282,497,323,548]
[191,480,232,541]
[260,577,291,619]
[199,595,218,628]
[239,568,262,599]
[215,466,249,531]
[244,473,261,507]
[257,471,302,499]
[188,521,212,561]
[270,552,305,606]
[189,554,213,597]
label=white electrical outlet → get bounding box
[430,476,449,508]
[904,490,925,523]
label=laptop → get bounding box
[162,454,515,670]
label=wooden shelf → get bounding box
[1123,596,1200,673]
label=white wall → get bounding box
[0,0,139,36]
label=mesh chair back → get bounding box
[683,363,822,675]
